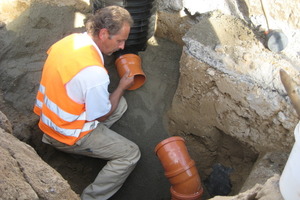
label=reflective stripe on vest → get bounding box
[35,84,45,110]
[35,83,98,138]
[41,113,97,138]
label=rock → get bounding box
[0,127,80,200]
[0,110,12,134]
[168,11,298,153]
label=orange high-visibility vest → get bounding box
[34,33,106,145]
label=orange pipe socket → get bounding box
[115,53,146,90]
[155,136,203,200]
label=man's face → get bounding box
[99,23,130,56]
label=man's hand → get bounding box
[119,70,134,90]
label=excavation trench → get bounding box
[26,36,258,199]
[0,1,263,199]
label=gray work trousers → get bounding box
[42,97,141,200]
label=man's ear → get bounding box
[99,28,109,40]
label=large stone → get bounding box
[0,110,12,134]
[168,11,299,153]
[166,9,299,198]
[0,126,79,199]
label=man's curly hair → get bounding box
[85,5,133,37]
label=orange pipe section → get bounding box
[155,136,203,200]
[115,53,146,90]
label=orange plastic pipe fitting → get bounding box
[115,53,146,90]
[155,136,203,200]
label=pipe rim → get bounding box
[154,136,185,154]
[170,186,203,200]
[114,53,145,90]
